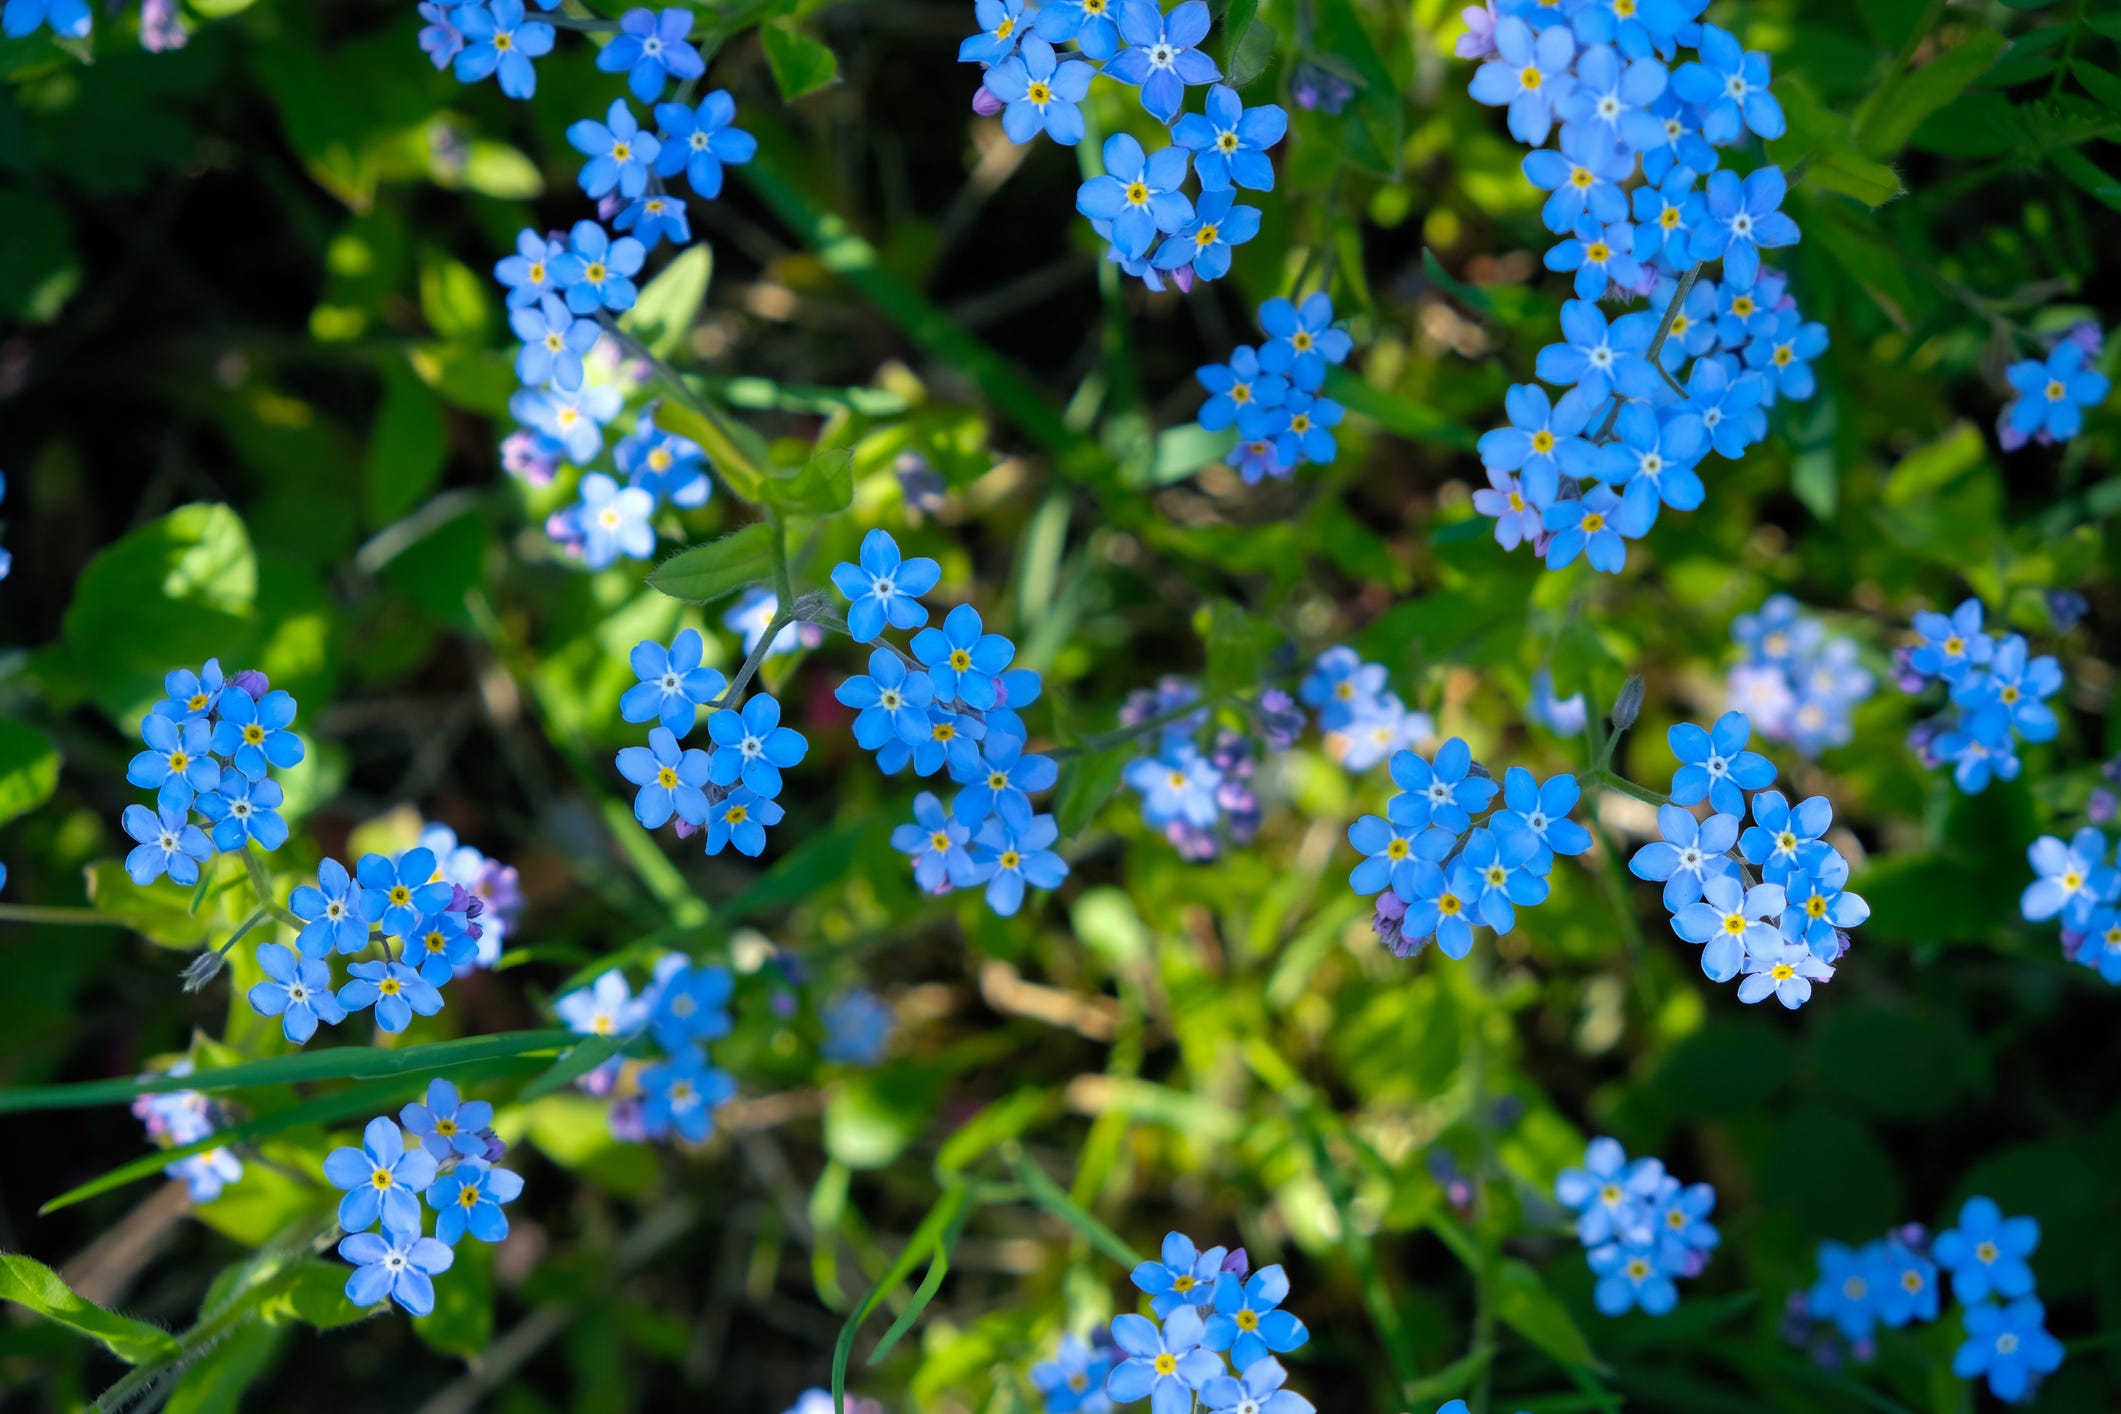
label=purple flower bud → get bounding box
[971,82,1005,117]
[2064,321,2105,359]
[1849,1337,1876,1366]
[141,0,188,50]
[672,817,698,840]
[1166,819,1220,862]
[229,669,271,701]
[1891,1223,1929,1253]
[1889,645,1929,695]
[597,192,625,224]
[1221,1248,1249,1278]
[608,1096,648,1143]
[2090,789,2116,824]
[479,1129,508,1163]
[2060,926,2086,961]
[502,429,561,486]
[1289,61,1354,114]
[2047,589,2089,631]
[1255,688,1305,752]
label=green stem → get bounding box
[241,844,300,930]
[0,904,114,926]
[1588,769,1670,808]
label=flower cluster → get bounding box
[553,958,739,1144]
[1344,736,1591,962]
[1724,594,1873,757]
[1462,11,1823,572]
[122,659,305,888]
[1099,1231,1314,1414]
[1999,323,2109,450]
[1792,1198,2060,1404]
[247,841,505,1042]
[1897,597,2062,794]
[1554,1136,1719,1316]
[617,624,806,858]
[132,1060,245,1204]
[2020,826,2121,985]
[1627,710,1865,1007]
[820,531,1067,916]
[417,821,523,969]
[1300,644,1434,772]
[955,0,1287,289]
[440,4,758,569]
[1118,678,1261,862]
[324,1096,522,1317]
[1196,295,1355,483]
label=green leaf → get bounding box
[762,21,840,101]
[1496,1257,1604,1371]
[517,1027,639,1104]
[763,446,855,514]
[1322,367,1479,449]
[619,243,712,360]
[1203,600,1265,697]
[1977,24,2069,88]
[1008,1149,1143,1267]
[2051,146,2121,212]
[655,397,772,502]
[1857,30,2008,159]
[832,1185,971,1414]
[84,860,220,948]
[0,719,59,828]
[2075,60,2121,110]
[413,1238,492,1357]
[1224,5,1278,88]
[1310,0,1403,175]
[0,1253,182,1365]
[417,251,495,344]
[1147,421,1237,485]
[1400,1345,1496,1405]
[261,1260,373,1331]
[0,1028,573,1115]
[364,362,448,527]
[1775,84,1905,205]
[1883,421,1985,505]
[646,523,777,604]
[1052,743,1133,836]
[1423,247,1495,315]
[459,139,543,200]
[59,503,259,725]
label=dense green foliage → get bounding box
[1,0,2119,1411]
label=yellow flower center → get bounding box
[1217,132,1238,152]
[1173,1275,1196,1294]
[1153,1354,1178,1377]
[425,931,448,954]
[1569,166,1594,189]
[585,262,607,284]
[168,750,189,771]
[1292,331,1313,351]
[527,262,545,283]
[932,723,956,743]
[1722,913,1747,935]
[1773,345,1794,367]
[493,31,513,51]
[1771,963,1796,981]
[657,766,679,788]
[371,1168,394,1190]
[995,15,1013,36]
[591,1013,615,1035]
[1627,1259,1650,1279]
[187,693,209,710]
[1235,1309,1259,1332]
[1193,224,1220,247]
[1167,771,1188,789]
[2000,685,2020,704]
[1586,242,1610,264]
[243,724,266,745]
[1386,838,1410,860]
[436,1118,457,1137]
[390,886,412,907]
[1521,65,1544,89]
[1000,849,1022,870]
[1289,414,1311,433]
[1670,314,1689,336]
[1027,81,1051,104]
[1843,1277,1867,1300]
[1731,295,1754,317]
[1902,1271,1924,1293]
[1508,491,1525,512]
[1531,429,1556,453]
[1231,383,1251,403]
[459,1187,481,1208]
[1580,512,1606,533]
[725,804,749,824]
[2046,380,2067,401]
[1976,1241,1999,1264]
[611,143,631,162]
[1125,181,1149,206]
[930,831,951,851]
[1438,892,1462,916]
[379,977,402,996]
[949,648,972,671]
[1807,895,1828,918]
[1614,0,1636,14]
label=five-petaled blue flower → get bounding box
[1348,814,1452,899]
[556,220,646,315]
[123,803,214,887]
[1670,23,1785,143]
[621,628,725,736]
[430,1161,525,1245]
[1203,1264,1310,1370]
[1076,133,1194,261]
[984,37,1095,146]
[969,814,1067,916]
[2003,340,2110,444]
[340,959,445,1033]
[3,0,90,39]
[1468,17,1576,145]
[706,694,808,799]
[324,1116,438,1233]
[1542,484,1631,573]
[647,956,733,1052]
[1536,299,1661,405]
[197,774,289,853]
[912,603,1016,709]
[1628,804,1742,909]
[1155,188,1261,280]
[1196,346,1288,432]
[1106,0,1219,124]
[1493,768,1593,864]
[1131,1230,1229,1319]
[211,688,305,781]
[959,0,1030,63]
[154,660,226,724]
[951,731,1058,831]
[1387,736,1497,833]
[706,786,783,857]
[1173,84,1287,191]
[1933,1196,2041,1305]
[248,942,346,1044]
[597,6,705,102]
[511,294,599,391]
[452,0,555,99]
[495,228,567,309]
[1107,1307,1221,1414]
[359,848,455,938]
[618,726,713,829]
[1201,1357,1313,1414]
[1689,166,1799,292]
[576,473,658,568]
[401,1077,494,1161]
[1667,710,1775,815]
[129,713,220,812]
[1671,874,1785,982]
[1034,0,1121,58]
[339,1225,455,1316]
[569,98,660,201]
[640,1049,737,1141]
[1257,293,1353,384]
[653,90,757,198]
[892,791,978,892]
[1737,789,1831,884]
[1736,936,1833,1008]
[832,529,941,642]
[1523,122,1634,234]
[1780,852,1869,958]
[1952,1297,2064,1403]
[293,857,371,957]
